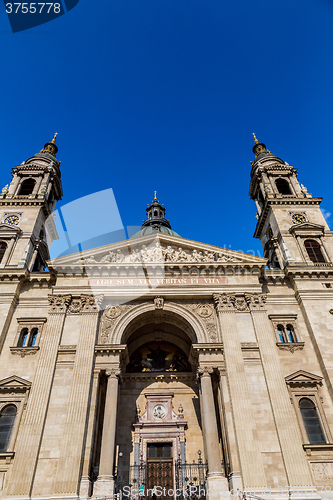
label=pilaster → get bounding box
[53,295,103,496]
[5,294,71,497]
[245,292,313,487]
[213,293,267,489]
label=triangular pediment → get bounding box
[48,233,267,271]
[289,222,325,235]
[285,370,323,386]
[0,375,31,391]
[0,223,22,236]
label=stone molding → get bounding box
[103,301,208,344]
[276,342,305,353]
[10,346,39,357]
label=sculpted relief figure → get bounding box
[72,241,243,265]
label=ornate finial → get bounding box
[51,133,58,144]
[39,133,59,157]
[253,133,259,144]
[154,191,157,201]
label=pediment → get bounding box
[48,233,267,271]
[289,222,325,235]
[285,370,323,386]
[0,223,22,236]
[0,375,31,392]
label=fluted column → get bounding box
[213,293,266,489]
[79,368,102,497]
[198,366,228,498]
[217,368,242,491]
[6,294,71,497]
[246,293,313,487]
[54,295,103,496]
[93,368,120,496]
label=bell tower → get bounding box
[0,134,62,271]
[249,134,333,269]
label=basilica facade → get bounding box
[0,135,333,500]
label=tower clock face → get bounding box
[292,213,306,224]
[4,214,19,225]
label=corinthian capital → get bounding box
[81,294,104,313]
[245,293,267,311]
[213,293,235,312]
[197,366,214,379]
[48,294,72,314]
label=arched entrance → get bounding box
[116,316,205,499]
[93,306,228,499]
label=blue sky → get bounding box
[0,0,332,257]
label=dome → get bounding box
[131,225,181,239]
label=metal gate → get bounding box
[115,453,208,500]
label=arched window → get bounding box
[0,404,17,452]
[18,178,35,196]
[28,328,38,347]
[275,178,292,195]
[286,324,296,342]
[304,240,326,263]
[299,398,326,444]
[18,328,29,347]
[277,325,286,343]
[0,242,7,264]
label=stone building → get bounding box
[0,134,333,500]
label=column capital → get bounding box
[244,292,267,311]
[197,366,214,378]
[213,293,236,312]
[105,368,121,379]
[67,294,104,314]
[48,294,72,314]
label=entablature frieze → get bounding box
[213,292,267,312]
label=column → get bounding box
[198,366,228,498]
[213,293,267,490]
[54,295,103,496]
[6,294,71,497]
[79,368,101,497]
[93,368,120,495]
[217,368,242,491]
[246,293,313,488]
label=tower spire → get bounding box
[39,133,59,157]
[252,133,271,157]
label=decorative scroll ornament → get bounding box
[186,302,218,341]
[48,294,72,314]
[213,293,235,312]
[245,293,267,311]
[99,303,135,344]
[154,296,164,310]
